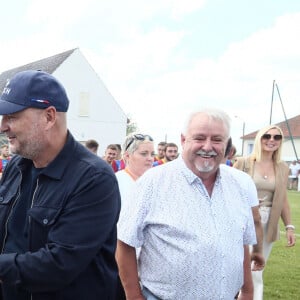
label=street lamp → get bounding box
[235,116,245,156]
[241,121,245,156]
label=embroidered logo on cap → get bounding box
[2,79,11,95]
[30,99,51,104]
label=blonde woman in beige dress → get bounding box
[233,124,296,300]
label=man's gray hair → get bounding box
[182,108,231,139]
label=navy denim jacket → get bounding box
[0,132,121,299]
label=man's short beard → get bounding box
[196,160,214,173]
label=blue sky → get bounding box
[1,0,300,154]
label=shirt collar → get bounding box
[18,131,76,180]
[178,154,221,186]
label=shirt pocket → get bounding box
[27,206,62,249]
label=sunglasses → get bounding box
[125,134,154,151]
[262,134,282,141]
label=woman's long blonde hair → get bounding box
[251,124,284,163]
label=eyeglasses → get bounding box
[262,134,282,141]
[125,134,154,151]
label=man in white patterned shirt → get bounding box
[116,108,257,300]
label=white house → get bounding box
[0,48,127,156]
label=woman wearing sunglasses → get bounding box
[115,133,155,300]
[233,124,296,300]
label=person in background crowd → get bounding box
[288,160,300,190]
[111,144,126,172]
[152,141,166,167]
[85,139,99,154]
[163,142,179,162]
[113,140,165,171]
[103,144,119,165]
[0,144,11,177]
[115,132,155,299]
[233,124,296,300]
[116,108,257,300]
[0,70,120,300]
[116,133,154,187]
[224,137,237,166]
[112,157,126,172]
[115,144,122,160]
[154,141,166,161]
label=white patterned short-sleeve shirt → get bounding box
[118,156,257,300]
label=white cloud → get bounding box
[169,0,207,20]
[25,0,96,27]
[89,27,186,81]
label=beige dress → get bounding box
[233,156,289,243]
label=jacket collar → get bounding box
[17,131,76,180]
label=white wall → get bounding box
[282,139,300,161]
[52,49,127,155]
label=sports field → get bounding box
[263,190,300,299]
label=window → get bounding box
[78,92,90,117]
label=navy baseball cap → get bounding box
[0,70,69,115]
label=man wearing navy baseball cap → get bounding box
[0,70,69,115]
[0,70,120,300]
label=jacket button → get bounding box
[43,219,49,225]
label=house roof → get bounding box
[0,48,77,91]
[243,114,300,139]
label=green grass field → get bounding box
[263,190,300,299]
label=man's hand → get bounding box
[238,289,253,300]
[251,251,265,271]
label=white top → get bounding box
[116,169,142,258]
[116,170,136,235]
[115,169,135,203]
[118,156,257,300]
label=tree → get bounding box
[126,116,138,135]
